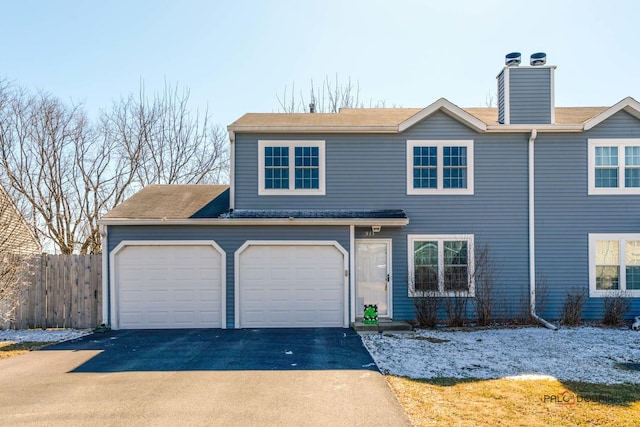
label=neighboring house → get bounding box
[99,53,640,330]
[0,185,40,254]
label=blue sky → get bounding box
[3,0,639,129]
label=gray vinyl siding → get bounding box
[106,225,350,328]
[497,69,506,124]
[535,110,640,320]
[508,67,553,124]
[110,107,640,325]
[235,111,531,321]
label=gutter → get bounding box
[228,125,400,134]
[97,217,410,227]
[228,123,585,135]
[528,129,558,331]
[487,124,583,133]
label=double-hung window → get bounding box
[408,234,475,296]
[407,140,474,195]
[588,139,640,195]
[589,234,640,296]
[258,140,325,195]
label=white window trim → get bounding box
[407,234,475,297]
[406,140,474,195]
[589,233,640,297]
[588,139,640,195]
[258,140,326,195]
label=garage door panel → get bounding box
[295,268,315,280]
[199,289,219,302]
[271,268,291,280]
[239,244,345,328]
[269,289,289,301]
[120,312,143,326]
[174,290,194,302]
[116,245,222,329]
[320,269,343,280]
[146,312,171,326]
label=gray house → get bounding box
[99,54,640,329]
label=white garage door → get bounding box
[115,244,223,329]
[238,244,346,328]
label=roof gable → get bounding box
[398,98,487,133]
[583,97,640,131]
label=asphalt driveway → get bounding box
[0,328,409,426]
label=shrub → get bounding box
[602,292,631,326]
[445,291,468,327]
[413,296,440,328]
[561,288,586,326]
[473,245,498,326]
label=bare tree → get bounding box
[104,82,229,186]
[276,74,388,113]
[0,87,89,254]
[0,79,229,255]
[484,92,496,108]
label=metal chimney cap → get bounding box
[530,52,547,66]
[505,52,521,66]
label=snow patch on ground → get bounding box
[362,327,640,384]
[0,328,92,343]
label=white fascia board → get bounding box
[228,125,398,134]
[583,97,640,131]
[98,217,409,226]
[398,98,487,133]
[486,124,583,133]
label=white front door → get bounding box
[355,239,391,318]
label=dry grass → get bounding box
[0,341,50,359]
[387,376,640,427]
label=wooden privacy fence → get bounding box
[10,254,102,330]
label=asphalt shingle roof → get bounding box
[228,106,608,130]
[102,185,229,219]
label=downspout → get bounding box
[349,225,355,325]
[99,224,109,327]
[528,129,558,330]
